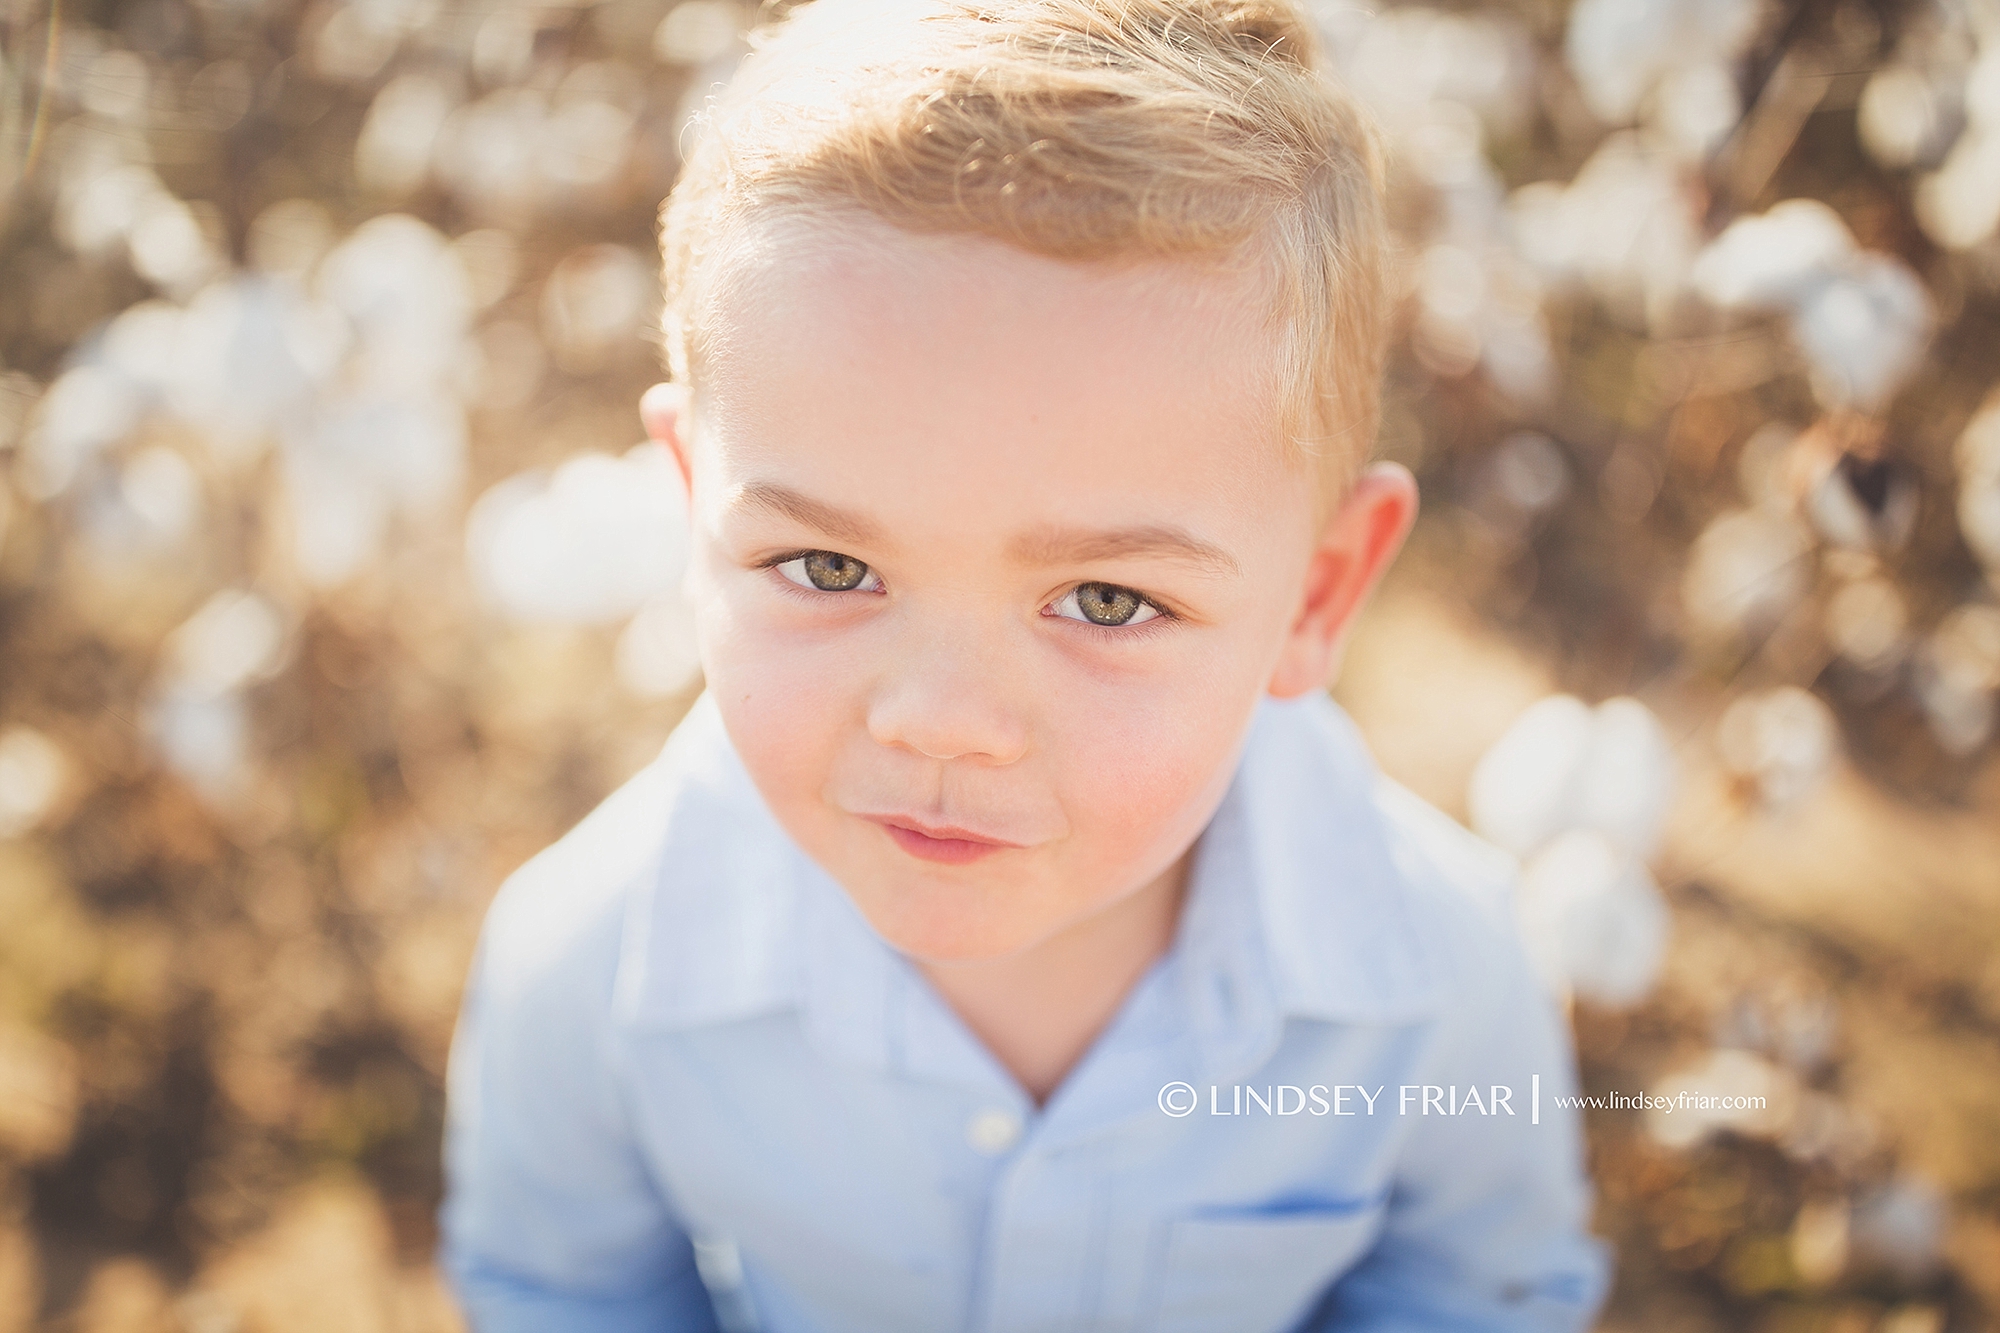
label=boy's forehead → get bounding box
[692,211,1290,462]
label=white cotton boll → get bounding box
[149,686,250,803]
[313,1,400,83]
[1848,1174,1947,1282]
[283,452,391,588]
[356,73,459,197]
[1468,694,1677,860]
[1913,605,2000,755]
[617,590,704,698]
[0,728,69,838]
[1517,830,1671,1007]
[1564,0,1678,123]
[277,388,465,585]
[1787,256,1934,410]
[121,447,201,539]
[1916,127,2000,250]
[436,90,549,218]
[290,389,466,512]
[1645,1047,1797,1149]
[654,1,744,65]
[1957,401,2000,572]
[318,215,473,393]
[1859,66,1952,168]
[22,364,148,498]
[541,245,657,375]
[83,446,203,561]
[1507,181,1575,276]
[1824,576,1908,671]
[1690,200,1856,312]
[1574,697,1678,860]
[467,445,691,625]
[55,163,161,256]
[1489,432,1571,515]
[1564,0,1763,124]
[1913,45,2000,249]
[128,194,221,297]
[1412,243,1487,376]
[1337,10,1534,139]
[1654,60,1742,159]
[1476,266,1558,404]
[165,591,290,696]
[541,100,634,192]
[1469,695,1595,857]
[1717,686,1839,811]
[1479,311,1557,404]
[100,301,186,396]
[167,277,345,462]
[1681,507,1815,637]
[473,10,536,87]
[1507,135,1697,325]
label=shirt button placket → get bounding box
[972,1127,1105,1333]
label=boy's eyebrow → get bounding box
[1009,524,1242,577]
[732,482,884,546]
[732,482,1240,577]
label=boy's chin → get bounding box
[843,890,1066,968]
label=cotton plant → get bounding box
[356,44,650,219]
[50,120,226,301]
[1716,686,1840,811]
[1313,6,1559,404]
[148,590,292,805]
[1679,504,1815,641]
[465,444,702,698]
[24,211,478,589]
[1468,695,1677,1007]
[1563,0,1766,154]
[1914,40,2000,249]
[0,727,70,839]
[1644,1046,1797,1149]
[1691,200,1934,412]
[1912,605,2000,755]
[1508,133,1702,331]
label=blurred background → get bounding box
[1,0,1998,1326]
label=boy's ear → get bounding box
[641,381,693,495]
[1266,461,1419,700]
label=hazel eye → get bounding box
[776,550,882,593]
[1052,582,1161,627]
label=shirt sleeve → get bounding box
[1304,886,1615,1330]
[438,871,723,1333]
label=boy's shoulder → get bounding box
[469,694,790,1029]
[1242,693,1542,1021]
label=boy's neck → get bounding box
[916,853,1192,1107]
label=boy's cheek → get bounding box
[697,575,1258,845]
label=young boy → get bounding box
[440,1,1614,1329]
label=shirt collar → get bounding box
[614,691,1443,1058]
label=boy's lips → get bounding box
[862,814,1023,866]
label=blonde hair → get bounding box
[659,0,1389,494]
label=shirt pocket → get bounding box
[1146,1204,1386,1333]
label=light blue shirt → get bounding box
[440,690,1614,1332]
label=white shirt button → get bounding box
[965,1107,1023,1155]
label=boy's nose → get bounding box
[865,618,1030,766]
